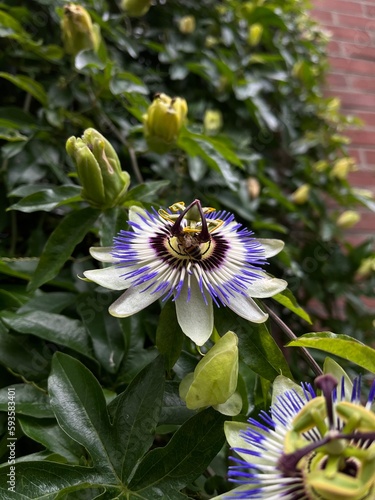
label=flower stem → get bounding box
[265,305,323,377]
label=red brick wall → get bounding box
[312,0,375,245]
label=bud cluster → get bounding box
[66,128,130,210]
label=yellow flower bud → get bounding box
[291,184,310,205]
[247,177,261,199]
[61,3,101,56]
[143,93,188,154]
[179,331,240,413]
[336,210,361,229]
[178,15,196,34]
[66,128,130,209]
[120,0,151,17]
[203,109,223,135]
[330,157,357,180]
[247,23,263,46]
[356,256,375,278]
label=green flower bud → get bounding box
[66,128,130,209]
[179,331,240,413]
[143,93,188,154]
[120,0,151,17]
[356,256,375,278]
[61,3,101,56]
[247,23,263,46]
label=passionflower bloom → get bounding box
[84,199,287,345]
[223,374,375,499]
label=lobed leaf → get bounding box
[28,207,100,292]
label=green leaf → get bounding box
[272,288,312,324]
[215,308,293,380]
[77,292,125,373]
[18,292,77,315]
[0,107,40,131]
[287,332,375,373]
[109,72,148,95]
[124,180,170,203]
[0,72,47,106]
[75,50,106,71]
[159,381,194,426]
[0,384,53,418]
[178,133,239,190]
[156,301,184,370]
[0,128,27,142]
[0,310,93,359]
[0,327,52,382]
[19,416,86,463]
[184,131,243,168]
[0,258,38,282]
[48,352,119,477]
[8,185,82,213]
[129,408,226,494]
[0,11,24,35]
[28,207,100,292]
[0,461,102,499]
[107,355,165,480]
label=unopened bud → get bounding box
[120,0,151,17]
[61,3,101,56]
[291,184,310,204]
[66,128,130,209]
[356,256,375,278]
[203,109,223,135]
[336,210,360,229]
[247,177,261,199]
[143,93,188,154]
[330,157,357,180]
[205,35,219,48]
[179,331,240,413]
[247,23,263,46]
[178,15,196,34]
[313,160,329,172]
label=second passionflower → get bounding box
[84,200,287,345]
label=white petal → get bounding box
[228,295,268,323]
[246,277,287,298]
[129,205,148,223]
[210,485,258,500]
[89,246,119,263]
[109,287,164,317]
[175,278,213,346]
[224,421,278,465]
[257,238,285,258]
[84,266,133,290]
